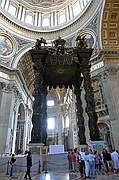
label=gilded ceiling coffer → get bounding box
[29,36,100,145]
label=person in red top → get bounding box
[70,152,76,172]
[102,148,109,173]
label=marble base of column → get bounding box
[28,143,48,155]
[78,144,88,152]
[88,140,106,153]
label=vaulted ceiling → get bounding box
[102,0,119,49]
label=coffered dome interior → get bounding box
[1,0,91,30]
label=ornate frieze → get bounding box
[99,71,109,82]
[0,82,15,92]
[106,67,119,76]
[100,67,119,83]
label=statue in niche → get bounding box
[53,36,66,55]
[76,35,88,49]
[35,38,47,50]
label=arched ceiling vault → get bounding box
[102,0,119,49]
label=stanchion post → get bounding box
[38,159,41,174]
[44,160,48,174]
[6,160,9,175]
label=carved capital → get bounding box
[106,67,118,76]
[99,71,109,81]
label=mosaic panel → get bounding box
[0,34,13,56]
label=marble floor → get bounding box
[33,171,119,180]
[1,171,119,180]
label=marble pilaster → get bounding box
[100,66,119,149]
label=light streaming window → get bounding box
[47,118,55,129]
[66,116,69,128]
[83,0,87,6]
[47,100,54,107]
[42,17,50,26]
[25,15,33,24]
[59,13,66,24]
[8,5,16,16]
[73,2,81,16]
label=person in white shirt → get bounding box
[84,151,90,178]
[111,149,119,173]
[88,149,96,178]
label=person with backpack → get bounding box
[10,154,16,178]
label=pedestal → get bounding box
[88,140,106,153]
[28,143,48,155]
[78,144,88,152]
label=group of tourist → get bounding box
[67,147,119,179]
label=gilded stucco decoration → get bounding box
[18,52,35,94]
[102,0,119,49]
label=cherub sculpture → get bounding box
[76,34,88,49]
[53,36,66,55]
[35,38,47,50]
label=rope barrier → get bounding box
[0,159,68,168]
[0,162,8,166]
[11,161,39,168]
[48,161,68,166]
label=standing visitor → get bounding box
[80,149,86,177]
[111,149,119,173]
[24,151,32,179]
[77,151,83,177]
[10,154,16,178]
[70,151,76,172]
[102,148,109,172]
[94,151,101,175]
[88,149,96,178]
[67,151,72,172]
[84,151,90,178]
